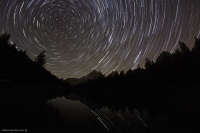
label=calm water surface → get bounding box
[48,94,168,133]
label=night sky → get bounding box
[1,0,200,79]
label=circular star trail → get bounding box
[1,0,200,79]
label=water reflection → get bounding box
[48,91,199,133]
[49,96,156,133]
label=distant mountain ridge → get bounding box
[65,70,103,85]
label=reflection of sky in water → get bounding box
[49,97,150,133]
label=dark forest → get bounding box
[1,33,200,132]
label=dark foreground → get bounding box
[2,81,200,133]
[66,82,200,133]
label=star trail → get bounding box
[1,0,200,79]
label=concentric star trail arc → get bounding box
[1,0,200,78]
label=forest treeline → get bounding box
[1,32,200,132]
[69,36,200,133]
[1,32,200,92]
[0,33,70,91]
[74,37,200,91]
[0,33,70,132]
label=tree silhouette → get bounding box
[178,41,190,54]
[145,58,153,69]
[137,64,142,69]
[119,70,125,77]
[192,37,200,55]
[35,50,46,67]
[0,33,10,44]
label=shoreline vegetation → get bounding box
[1,33,200,132]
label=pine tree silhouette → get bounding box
[35,50,46,67]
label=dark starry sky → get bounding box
[0,0,200,79]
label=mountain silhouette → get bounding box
[65,70,103,85]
